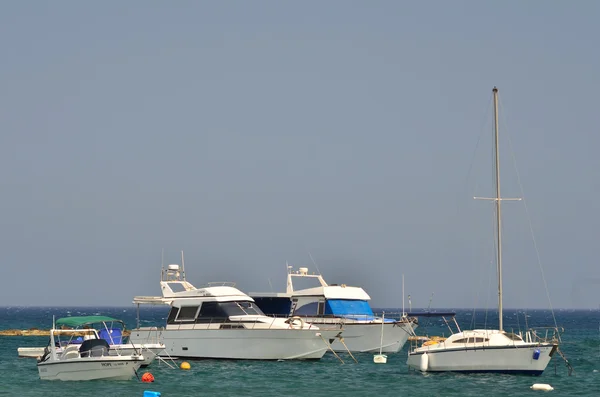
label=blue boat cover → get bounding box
[325,299,374,320]
[98,328,123,344]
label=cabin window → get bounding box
[219,301,261,316]
[166,308,179,324]
[294,302,319,316]
[251,297,292,316]
[219,324,245,329]
[452,337,488,343]
[176,306,199,321]
[317,301,325,315]
[166,282,187,293]
[235,301,265,316]
[195,301,266,323]
[197,302,227,322]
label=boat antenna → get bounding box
[308,251,322,275]
[161,248,165,281]
[402,274,405,317]
[181,250,186,281]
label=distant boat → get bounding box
[130,253,342,360]
[251,266,418,353]
[406,87,560,375]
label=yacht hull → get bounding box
[407,343,556,374]
[322,321,415,353]
[38,357,144,381]
[131,327,339,360]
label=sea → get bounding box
[0,307,598,397]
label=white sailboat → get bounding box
[406,87,560,375]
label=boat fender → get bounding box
[530,383,553,391]
[532,349,541,360]
[143,391,161,397]
[420,352,429,372]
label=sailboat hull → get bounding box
[407,343,557,375]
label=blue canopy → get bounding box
[325,299,374,319]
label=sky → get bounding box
[1,1,599,310]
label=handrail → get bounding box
[203,281,237,287]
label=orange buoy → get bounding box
[141,372,155,383]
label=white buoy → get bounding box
[373,354,387,364]
[530,383,554,391]
[419,352,429,372]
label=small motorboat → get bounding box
[37,326,145,381]
[19,315,164,367]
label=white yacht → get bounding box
[37,327,145,381]
[130,257,341,360]
[18,316,164,367]
[251,266,418,353]
[406,87,560,375]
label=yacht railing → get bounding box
[131,327,164,345]
[262,313,416,324]
[139,315,345,331]
[145,314,418,332]
[201,282,237,287]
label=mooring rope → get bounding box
[319,333,344,364]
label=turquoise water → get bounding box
[1,307,599,396]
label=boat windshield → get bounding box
[220,301,265,316]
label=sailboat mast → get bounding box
[493,86,503,332]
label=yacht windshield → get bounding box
[168,301,267,323]
[220,301,265,316]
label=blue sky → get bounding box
[1,1,598,309]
